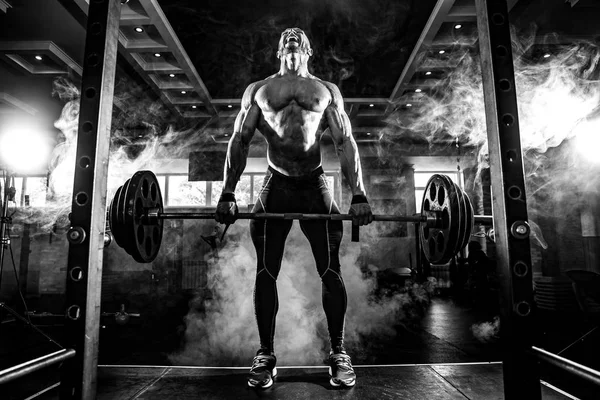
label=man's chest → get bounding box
[256,78,331,113]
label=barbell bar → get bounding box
[107,170,492,264]
[149,211,491,225]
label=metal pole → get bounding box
[0,349,76,385]
[60,1,121,399]
[531,346,600,388]
[474,0,540,399]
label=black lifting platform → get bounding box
[93,364,570,400]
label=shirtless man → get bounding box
[215,27,373,389]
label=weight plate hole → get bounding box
[436,232,445,253]
[442,209,450,229]
[428,237,436,256]
[153,226,160,243]
[438,186,446,205]
[423,199,430,211]
[429,183,436,203]
[422,226,429,239]
[145,240,152,256]
[135,198,143,219]
[142,179,149,198]
[151,183,157,202]
[137,225,144,245]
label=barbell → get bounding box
[108,170,492,264]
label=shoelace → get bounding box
[251,355,272,372]
[331,354,353,372]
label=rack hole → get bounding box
[508,186,522,200]
[495,45,508,57]
[502,114,515,127]
[492,13,505,25]
[75,192,88,206]
[499,79,511,91]
[82,121,94,133]
[506,149,517,162]
[87,53,99,67]
[79,156,91,169]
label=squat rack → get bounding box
[0,0,599,398]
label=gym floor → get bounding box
[2,294,599,399]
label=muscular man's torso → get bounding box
[253,75,332,176]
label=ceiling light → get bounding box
[415,89,422,93]
[406,103,412,107]
[227,105,232,108]
[169,73,175,78]
[181,91,186,94]
[454,24,462,29]
[154,53,161,57]
[35,55,42,61]
[192,105,197,109]
[438,50,446,54]
[134,27,144,33]
[369,104,374,107]
[366,132,371,136]
[425,71,432,76]
[543,53,551,58]
[224,134,229,137]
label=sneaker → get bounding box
[328,351,356,387]
[247,350,277,389]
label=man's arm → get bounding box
[323,82,366,198]
[222,82,262,194]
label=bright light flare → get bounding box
[573,120,600,164]
[0,125,53,173]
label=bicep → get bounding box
[324,104,351,145]
[233,102,261,144]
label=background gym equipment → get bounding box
[108,170,491,264]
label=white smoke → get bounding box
[470,316,500,343]
[170,222,434,366]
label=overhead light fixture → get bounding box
[454,24,462,29]
[366,132,371,136]
[192,105,197,109]
[369,104,374,107]
[406,103,412,107]
[543,53,551,58]
[438,50,446,54]
[227,105,232,108]
[35,55,42,61]
[425,71,432,76]
[415,88,422,93]
[154,53,161,57]
[169,73,175,78]
[134,27,144,33]
[181,91,187,94]
[224,134,229,137]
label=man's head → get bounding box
[277,28,313,71]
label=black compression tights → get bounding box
[249,167,347,354]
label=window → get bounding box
[414,171,462,212]
[6,176,48,207]
[159,171,339,207]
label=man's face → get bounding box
[277,28,313,58]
